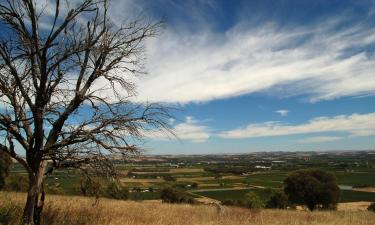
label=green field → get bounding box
[4,151,375,204]
[340,190,375,202]
[335,171,375,187]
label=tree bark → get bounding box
[21,161,47,225]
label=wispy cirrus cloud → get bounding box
[219,113,375,139]
[32,1,375,105]
[133,16,375,104]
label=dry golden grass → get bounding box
[337,201,372,211]
[1,192,375,225]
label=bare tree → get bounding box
[0,0,170,224]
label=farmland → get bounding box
[4,151,375,203]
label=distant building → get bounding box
[254,165,271,170]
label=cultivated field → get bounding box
[5,152,375,203]
[1,192,374,225]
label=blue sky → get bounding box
[117,0,375,154]
[7,0,373,155]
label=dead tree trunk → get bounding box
[0,1,171,224]
[22,161,47,225]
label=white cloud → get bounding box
[275,109,289,117]
[219,112,375,139]
[297,136,343,144]
[148,116,210,143]
[30,1,375,105]
[131,18,375,103]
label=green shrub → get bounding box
[80,177,102,197]
[0,201,23,225]
[4,174,28,192]
[266,190,288,209]
[221,192,265,209]
[160,187,196,204]
[105,182,129,200]
[0,152,12,190]
[368,202,375,212]
[244,191,264,209]
[45,185,65,195]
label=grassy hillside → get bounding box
[1,192,375,225]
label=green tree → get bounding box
[284,169,340,211]
[160,187,196,204]
[0,151,12,190]
[244,191,264,209]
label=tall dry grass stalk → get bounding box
[1,192,374,225]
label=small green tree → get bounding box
[161,187,180,203]
[160,187,196,204]
[244,191,264,209]
[0,151,12,190]
[105,182,129,200]
[284,169,340,211]
[266,190,288,209]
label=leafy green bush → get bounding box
[244,191,264,209]
[80,178,102,197]
[105,182,129,200]
[4,174,28,192]
[0,152,12,190]
[0,201,23,225]
[160,187,196,204]
[265,190,288,209]
[45,185,65,195]
[368,202,375,212]
[221,192,265,209]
